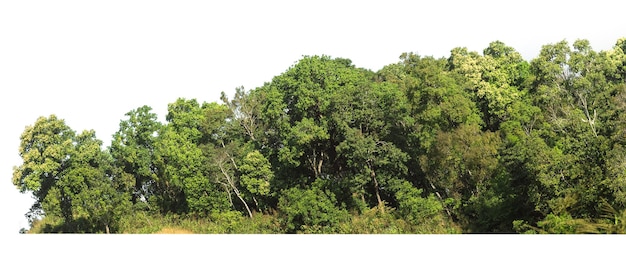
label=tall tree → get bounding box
[448,42,530,131]
[14,116,129,232]
[110,106,162,207]
[239,150,274,212]
[69,130,131,233]
[153,125,229,214]
[264,55,368,187]
[13,115,76,224]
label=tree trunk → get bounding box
[218,142,253,218]
[429,181,452,217]
[218,159,253,218]
[252,196,261,212]
[368,162,384,214]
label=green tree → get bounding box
[221,86,264,143]
[239,150,274,212]
[263,55,368,186]
[70,130,131,233]
[13,115,76,224]
[448,42,530,130]
[277,187,348,233]
[153,125,229,214]
[527,39,614,219]
[420,123,501,228]
[14,116,129,232]
[110,106,162,207]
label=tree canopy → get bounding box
[13,38,626,234]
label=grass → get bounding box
[153,227,195,234]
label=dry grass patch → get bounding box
[153,227,195,234]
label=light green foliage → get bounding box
[338,207,411,234]
[388,180,448,231]
[67,131,131,233]
[115,210,281,234]
[13,115,75,194]
[448,47,483,90]
[166,98,205,142]
[277,187,348,233]
[449,42,529,129]
[535,213,599,234]
[12,115,77,224]
[166,98,232,146]
[17,37,626,234]
[239,150,273,196]
[14,116,130,232]
[154,126,229,214]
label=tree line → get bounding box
[13,38,626,233]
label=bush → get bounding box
[277,187,349,233]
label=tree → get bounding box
[70,130,131,233]
[110,106,162,207]
[277,187,348,233]
[389,180,450,232]
[13,116,129,232]
[153,125,229,214]
[239,150,274,212]
[420,123,502,228]
[13,115,76,225]
[16,37,626,234]
[264,55,369,186]
[527,39,615,219]
[221,86,264,143]
[392,53,482,154]
[447,42,530,131]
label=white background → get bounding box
[1,0,625,274]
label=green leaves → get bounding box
[13,115,75,194]
[13,116,75,221]
[14,115,132,232]
[277,187,348,233]
[154,113,230,215]
[421,124,501,200]
[390,180,444,227]
[110,106,162,204]
[240,150,273,196]
[15,37,626,234]
[448,42,529,129]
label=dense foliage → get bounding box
[13,38,626,233]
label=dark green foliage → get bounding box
[15,37,626,234]
[110,106,162,207]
